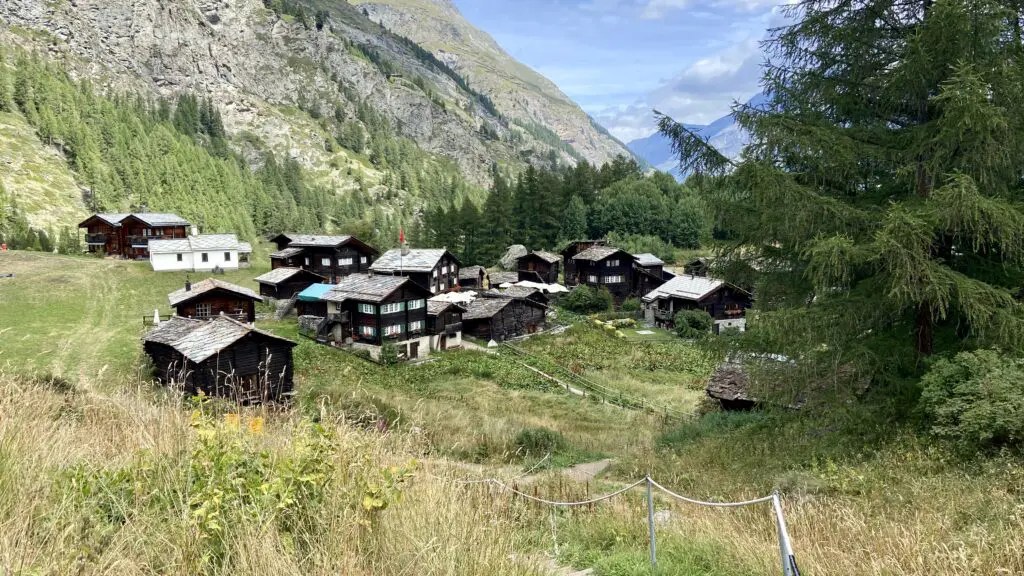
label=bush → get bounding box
[919,350,1024,451]
[561,285,613,314]
[621,297,641,313]
[674,309,714,338]
[379,342,399,366]
[513,427,564,455]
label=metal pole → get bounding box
[646,475,657,571]
[772,493,799,576]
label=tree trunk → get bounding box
[915,302,934,357]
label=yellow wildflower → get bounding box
[224,413,241,429]
[247,417,264,434]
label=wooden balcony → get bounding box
[128,235,149,247]
[85,233,108,245]
[328,311,351,323]
[654,308,674,321]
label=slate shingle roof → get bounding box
[633,253,665,267]
[524,251,561,264]
[572,246,631,262]
[488,271,519,285]
[371,249,453,273]
[168,278,262,307]
[497,285,548,302]
[253,267,324,286]
[641,275,725,303]
[149,234,246,254]
[130,213,192,227]
[283,234,353,248]
[463,297,514,320]
[270,247,305,259]
[143,316,295,364]
[427,301,466,316]
[319,274,419,303]
[459,265,486,280]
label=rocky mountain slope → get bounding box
[0,0,620,232]
[351,0,634,166]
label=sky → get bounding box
[452,0,785,143]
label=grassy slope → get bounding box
[0,111,88,230]
[1,251,1023,575]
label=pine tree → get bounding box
[659,0,1024,383]
[0,47,12,113]
[559,195,588,244]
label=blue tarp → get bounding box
[297,283,334,302]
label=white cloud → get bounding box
[640,0,689,19]
[641,0,781,19]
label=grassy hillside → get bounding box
[1,251,1023,575]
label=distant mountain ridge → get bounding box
[628,93,767,179]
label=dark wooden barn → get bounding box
[295,283,334,317]
[79,212,190,259]
[683,257,715,278]
[517,251,562,284]
[641,275,752,327]
[254,267,326,300]
[571,246,639,302]
[370,248,462,294]
[168,278,263,323]
[268,235,379,282]
[142,316,297,403]
[459,266,487,289]
[495,285,551,307]
[561,240,606,287]
[427,301,466,351]
[462,295,547,342]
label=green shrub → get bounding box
[919,350,1024,451]
[379,342,399,366]
[674,309,714,339]
[561,285,613,314]
[621,297,641,313]
[513,427,564,455]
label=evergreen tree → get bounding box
[559,195,588,244]
[0,48,12,113]
[659,0,1024,384]
[480,167,515,264]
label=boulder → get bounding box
[500,244,528,270]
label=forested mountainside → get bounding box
[0,0,623,239]
[351,0,635,166]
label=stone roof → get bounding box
[498,285,549,303]
[641,274,725,303]
[463,297,514,320]
[427,300,466,316]
[90,213,131,226]
[489,271,520,285]
[705,362,752,402]
[459,265,486,280]
[320,274,418,303]
[634,253,665,267]
[283,234,353,248]
[371,248,452,273]
[168,278,262,307]
[149,234,246,254]
[130,213,192,227]
[270,247,305,259]
[237,242,252,253]
[143,316,295,364]
[253,267,324,286]
[523,251,561,264]
[572,246,631,262]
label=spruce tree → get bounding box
[659,0,1024,384]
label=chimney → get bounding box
[190,225,199,237]
[185,279,192,291]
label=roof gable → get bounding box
[149,234,245,254]
[120,213,191,227]
[520,251,561,265]
[370,248,460,273]
[168,278,262,307]
[641,275,735,303]
[254,267,325,286]
[572,246,634,262]
[143,316,296,363]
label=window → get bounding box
[587,275,598,284]
[224,252,231,262]
[604,275,625,284]
[442,266,449,274]
[195,303,212,318]
[384,324,403,337]
[304,257,310,266]
[407,299,426,310]
[359,325,376,337]
[176,254,183,262]
[433,270,438,279]
[360,256,368,264]
[339,257,354,266]
[408,320,424,332]
[358,303,376,315]
[143,229,151,237]
[334,303,344,313]
[321,257,331,267]
[381,302,405,314]
[606,259,620,267]
[201,253,209,263]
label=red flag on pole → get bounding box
[399,228,405,244]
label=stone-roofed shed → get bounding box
[143,316,297,403]
[168,278,263,323]
[462,293,546,342]
[254,267,326,300]
[517,250,562,284]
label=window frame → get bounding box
[606,259,619,268]
[224,252,231,262]
[195,302,212,319]
[407,299,426,310]
[359,325,376,337]
[176,253,183,262]
[201,253,209,263]
[383,323,404,337]
[380,302,405,315]
[358,303,376,315]
[408,320,424,333]
[338,257,354,266]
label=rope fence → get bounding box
[428,465,800,576]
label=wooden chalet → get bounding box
[494,285,550,307]
[79,212,190,259]
[571,246,638,301]
[254,267,326,300]
[312,274,435,360]
[427,300,465,351]
[459,265,487,289]
[268,234,379,283]
[142,316,297,403]
[167,278,262,323]
[295,283,335,317]
[462,293,547,342]
[370,248,461,294]
[561,240,606,286]
[683,257,715,277]
[633,253,670,297]
[517,251,561,284]
[641,275,752,330]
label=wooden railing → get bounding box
[85,233,107,245]
[128,235,149,247]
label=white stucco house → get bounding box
[148,234,253,272]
